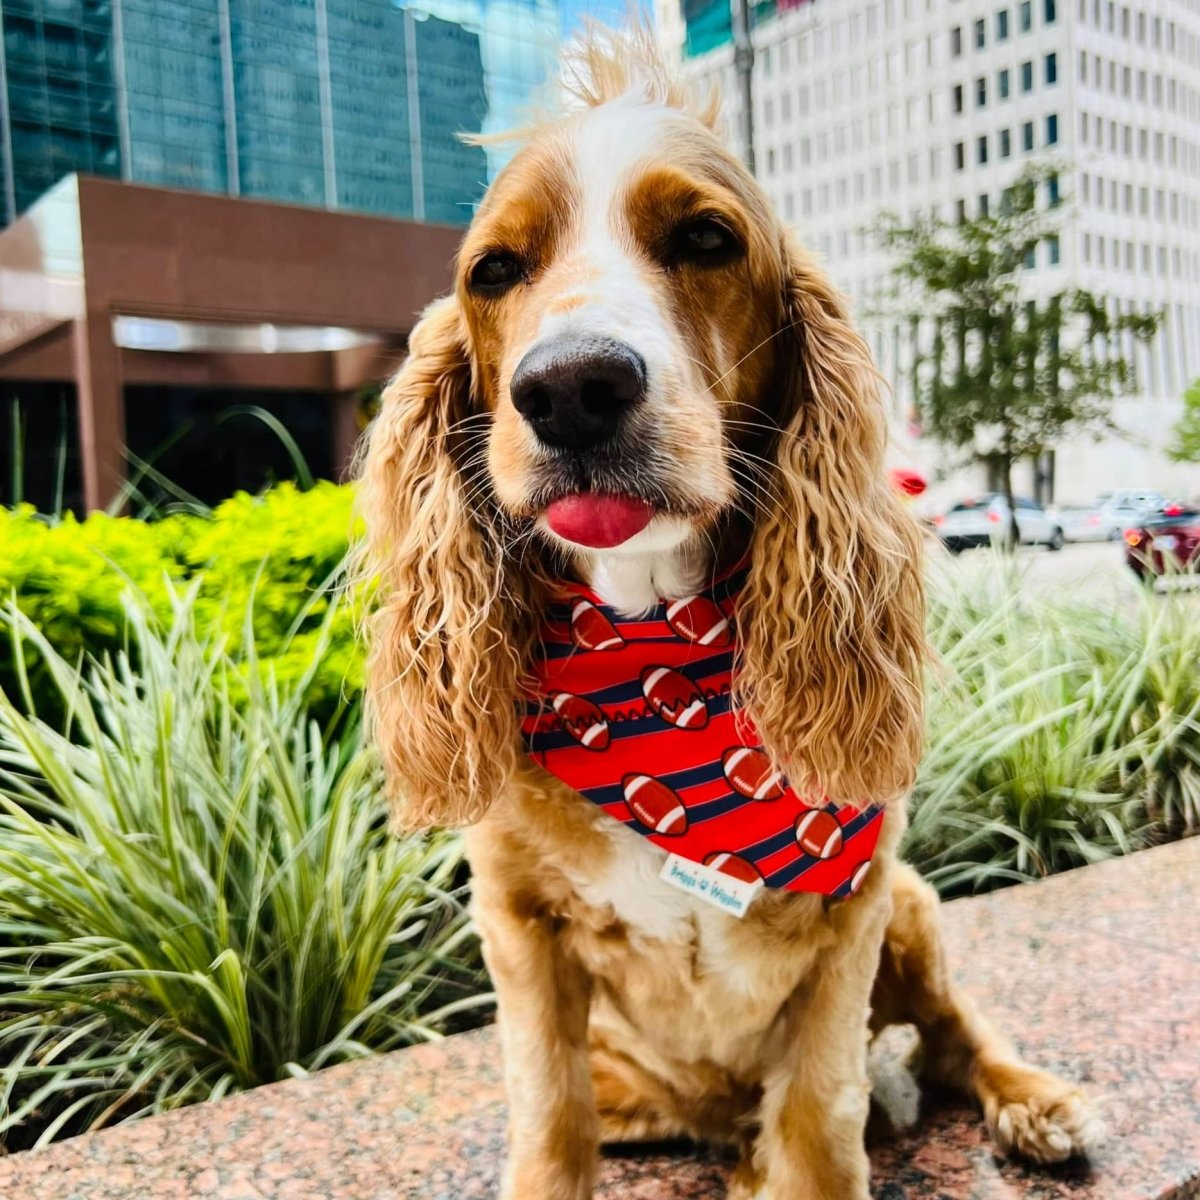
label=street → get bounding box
[926,538,1198,605]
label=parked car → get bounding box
[1102,488,1168,512]
[934,494,1065,553]
[1054,503,1116,543]
[1124,504,1200,579]
[1098,489,1168,537]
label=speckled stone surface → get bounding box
[1,839,1196,1200]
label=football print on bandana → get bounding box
[570,599,625,652]
[665,595,732,646]
[722,746,785,801]
[641,665,709,730]
[552,693,610,750]
[623,774,689,836]
[520,562,884,901]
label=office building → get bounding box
[660,0,1200,504]
[0,0,560,228]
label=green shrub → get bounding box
[908,558,1199,894]
[0,589,489,1150]
[0,482,358,722]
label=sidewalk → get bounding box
[1,839,1196,1200]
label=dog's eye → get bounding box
[671,218,742,266]
[470,252,523,293]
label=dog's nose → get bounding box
[510,335,647,451]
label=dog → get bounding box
[357,29,1099,1200]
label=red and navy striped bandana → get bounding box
[520,563,884,901]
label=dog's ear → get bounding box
[736,238,926,806]
[357,296,527,829]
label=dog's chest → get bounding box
[556,817,824,1031]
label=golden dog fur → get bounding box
[357,29,1099,1199]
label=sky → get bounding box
[559,0,652,38]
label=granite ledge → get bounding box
[0,839,1196,1200]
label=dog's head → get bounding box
[359,30,925,829]
[461,64,779,559]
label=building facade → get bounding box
[661,0,1200,506]
[0,0,559,229]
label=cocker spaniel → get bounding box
[358,29,1098,1200]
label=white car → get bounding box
[1097,490,1167,537]
[935,494,1065,553]
[1054,504,1118,542]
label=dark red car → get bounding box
[1124,504,1200,579]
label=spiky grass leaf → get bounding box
[0,588,488,1150]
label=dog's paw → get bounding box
[982,1067,1104,1163]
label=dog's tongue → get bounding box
[545,494,655,549]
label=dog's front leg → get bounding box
[477,898,597,1200]
[753,890,892,1200]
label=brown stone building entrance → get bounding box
[0,174,460,510]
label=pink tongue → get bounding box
[545,494,656,549]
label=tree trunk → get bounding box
[1000,453,1018,551]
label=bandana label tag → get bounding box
[660,853,763,919]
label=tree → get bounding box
[1168,380,1200,463]
[877,164,1160,538]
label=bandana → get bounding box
[519,563,883,904]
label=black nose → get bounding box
[510,335,647,451]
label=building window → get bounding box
[953,83,964,113]
[956,198,967,223]
[1020,0,1033,31]
[1024,245,1036,269]
[997,8,1010,40]
[979,193,990,216]
[976,76,987,107]
[1048,173,1061,206]
[1082,233,1091,263]
[954,141,966,170]
[1000,128,1012,157]
[950,26,963,56]
[1021,61,1034,91]
[1045,52,1057,84]
[1045,0,1057,23]
[1023,120,1035,151]
[975,17,986,48]
[978,134,989,164]
[1047,235,1061,265]
[1046,113,1059,144]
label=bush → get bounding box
[0,589,489,1151]
[908,557,1200,894]
[0,482,358,723]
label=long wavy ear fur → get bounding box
[737,237,926,806]
[356,297,530,829]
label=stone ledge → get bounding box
[1,840,1197,1200]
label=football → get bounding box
[552,692,610,750]
[794,808,844,859]
[847,860,872,896]
[570,599,624,652]
[640,665,708,729]
[721,746,785,801]
[623,774,688,835]
[703,851,763,884]
[664,595,732,647]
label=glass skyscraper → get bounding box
[0,0,559,227]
